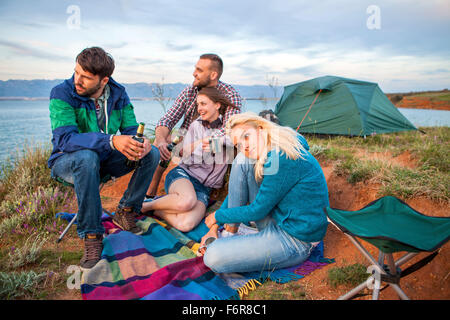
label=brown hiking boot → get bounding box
[80,233,103,271]
[112,206,143,235]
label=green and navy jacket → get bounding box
[48,75,138,168]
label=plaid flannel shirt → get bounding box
[156,81,242,137]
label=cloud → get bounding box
[119,56,165,66]
[0,0,448,91]
[165,42,193,51]
[286,64,322,78]
[102,41,129,49]
[0,39,70,61]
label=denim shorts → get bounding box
[164,166,212,208]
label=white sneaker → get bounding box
[219,229,237,238]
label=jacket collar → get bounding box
[67,74,124,101]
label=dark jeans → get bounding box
[51,147,160,238]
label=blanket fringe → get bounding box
[234,269,305,299]
[190,243,200,255]
[254,269,304,284]
[153,218,168,228]
[236,279,263,299]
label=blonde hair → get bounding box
[226,112,306,181]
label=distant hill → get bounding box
[0,79,282,99]
[0,79,62,98]
[386,89,450,111]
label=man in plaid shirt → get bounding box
[146,53,242,198]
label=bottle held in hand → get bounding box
[125,122,145,168]
[159,136,180,168]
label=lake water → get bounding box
[0,99,448,166]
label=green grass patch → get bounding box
[328,263,369,288]
[380,166,449,201]
[333,156,385,184]
[244,281,307,300]
[40,249,83,267]
[306,127,449,202]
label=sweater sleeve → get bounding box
[215,151,298,224]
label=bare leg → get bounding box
[154,201,206,232]
[144,178,206,232]
[142,178,197,212]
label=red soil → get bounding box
[393,96,450,111]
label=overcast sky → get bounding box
[0,0,449,92]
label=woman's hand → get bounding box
[205,211,217,228]
[182,138,204,158]
[201,137,211,152]
[198,225,219,256]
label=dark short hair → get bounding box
[199,53,223,79]
[76,47,115,79]
[259,109,280,124]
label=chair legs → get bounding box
[56,208,114,243]
[56,214,77,243]
[55,178,114,243]
[338,279,372,300]
[337,233,417,300]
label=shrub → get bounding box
[328,263,369,288]
[0,142,61,204]
[6,234,48,269]
[0,143,75,237]
[0,186,74,236]
[0,270,47,300]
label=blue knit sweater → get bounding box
[215,136,329,243]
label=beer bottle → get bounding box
[125,122,145,168]
[159,136,180,168]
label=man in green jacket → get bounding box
[49,47,160,269]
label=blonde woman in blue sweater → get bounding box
[202,112,329,273]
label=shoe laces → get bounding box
[117,207,137,228]
[84,236,102,260]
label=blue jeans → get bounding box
[203,153,313,273]
[51,147,160,238]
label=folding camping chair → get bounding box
[54,174,114,243]
[325,196,450,300]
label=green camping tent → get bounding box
[274,76,417,136]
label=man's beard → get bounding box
[76,81,102,97]
[194,76,212,89]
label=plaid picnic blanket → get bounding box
[81,216,237,300]
[77,214,333,300]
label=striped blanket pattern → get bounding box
[81,216,238,300]
[80,215,332,300]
